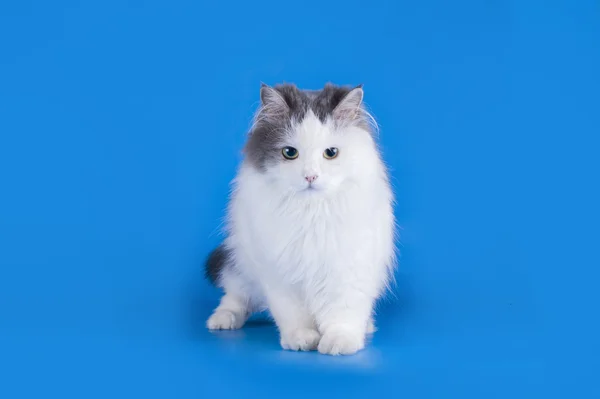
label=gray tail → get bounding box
[205,244,230,285]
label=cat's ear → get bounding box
[333,85,364,121]
[260,84,289,115]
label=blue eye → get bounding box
[323,147,339,159]
[282,147,299,160]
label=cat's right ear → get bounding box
[260,84,289,114]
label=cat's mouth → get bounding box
[302,184,318,192]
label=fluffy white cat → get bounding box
[205,83,396,355]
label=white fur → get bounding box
[207,110,396,355]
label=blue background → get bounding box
[1,0,599,397]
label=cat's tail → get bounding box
[204,243,230,286]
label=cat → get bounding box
[205,83,396,355]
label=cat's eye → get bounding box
[323,147,339,159]
[282,147,299,160]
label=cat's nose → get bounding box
[305,175,318,184]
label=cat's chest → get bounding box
[247,195,373,264]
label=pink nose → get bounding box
[305,175,318,184]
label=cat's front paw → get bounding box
[207,310,244,330]
[280,328,321,351]
[318,329,365,356]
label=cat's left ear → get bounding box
[333,85,364,120]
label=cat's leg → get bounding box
[313,286,376,356]
[263,285,321,351]
[207,293,249,330]
[207,268,252,330]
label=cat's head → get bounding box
[244,83,380,196]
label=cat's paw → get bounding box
[206,310,244,330]
[318,329,365,356]
[280,328,321,351]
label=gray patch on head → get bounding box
[244,83,371,171]
[311,84,355,122]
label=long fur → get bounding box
[205,83,396,355]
